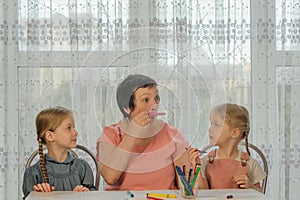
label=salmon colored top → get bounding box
[96,120,189,190]
[205,150,249,189]
[202,149,266,189]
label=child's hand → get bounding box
[73,185,89,192]
[232,174,252,189]
[33,183,55,192]
[187,147,201,167]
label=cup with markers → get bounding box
[176,164,201,199]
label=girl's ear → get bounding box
[231,128,241,139]
[45,130,55,142]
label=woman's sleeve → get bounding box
[172,129,190,161]
[95,125,120,163]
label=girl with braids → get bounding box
[22,106,95,199]
[187,103,266,192]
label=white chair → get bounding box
[241,142,268,194]
[200,142,268,194]
[25,144,100,190]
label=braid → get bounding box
[38,138,49,183]
[244,132,251,156]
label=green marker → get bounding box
[191,165,201,188]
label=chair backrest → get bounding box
[240,142,268,194]
[25,144,100,190]
[199,142,268,194]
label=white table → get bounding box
[27,189,270,200]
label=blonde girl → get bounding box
[23,106,95,198]
[188,103,266,192]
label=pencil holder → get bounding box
[178,174,200,199]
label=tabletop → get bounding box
[26,189,270,200]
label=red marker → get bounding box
[147,196,164,200]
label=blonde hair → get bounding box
[35,106,72,183]
[212,103,251,155]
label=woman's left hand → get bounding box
[187,147,201,167]
[73,185,89,192]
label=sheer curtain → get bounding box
[0,0,299,199]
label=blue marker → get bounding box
[175,165,194,196]
[127,190,134,197]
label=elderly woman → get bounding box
[96,74,190,190]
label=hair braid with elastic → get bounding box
[38,138,49,183]
[244,132,251,156]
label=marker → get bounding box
[127,190,134,197]
[147,193,176,198]
[148,112,166,117]
[191,164,201,188]
[198,149,207,153]
[194,163,201,175]
[146,196,165,200]
[184,147,206,153]
[175,166,194,196]
[187,167,193,183]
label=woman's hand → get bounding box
[126,110,159,139]
[73,185,89,192]
[131,111,150,127]
[33,183,55,192]
[187,147,201,167]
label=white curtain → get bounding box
[1,0,299,199]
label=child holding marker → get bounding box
[188,103,266,192]
[22,107,95,199]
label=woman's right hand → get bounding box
[127,111,157,139]
[131,111,150,127]
[33,183,55,192]
[187,147,201,167]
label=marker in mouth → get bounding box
[148,112,166,117]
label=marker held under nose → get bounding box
[148,112,166,117]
